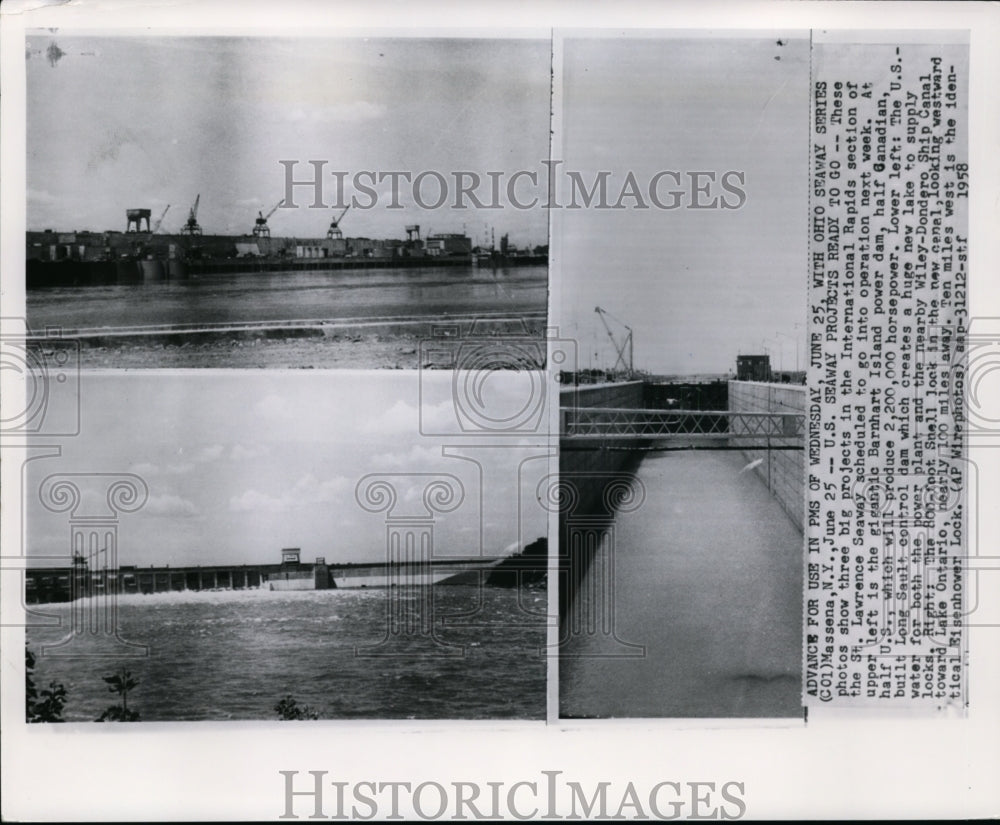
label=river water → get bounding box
[27,265,547,331]
[26,585,547,722]
[560,450,804,719]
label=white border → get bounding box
[3,1,999,820]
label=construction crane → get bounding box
[253,200,282,238]
[594,305,634,378]
[326,205,349,240]
[180,194,202,236]
[150,204,170,234]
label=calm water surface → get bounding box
[27,265,547,331]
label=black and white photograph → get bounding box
[554,32,807,718]
[25,35,550,369]
[22,371,551,721]
[2,1,999,821]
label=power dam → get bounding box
[24,547,510,605]
[558,378,806,719]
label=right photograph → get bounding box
[554,32,809,718]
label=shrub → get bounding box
[26,645,67,723]
[274,695,319,720]
[96,667,141,722]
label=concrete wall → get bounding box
[24,564,271,603]
[643,380,728,411]
[24,559,503,603]
[268,577,317,592]
[559,381,644,496]
[559,382,648,618]
[728,380,805,532]
[559,382,647,501]
[561,381,644,411]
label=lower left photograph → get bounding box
[22,370,552,721]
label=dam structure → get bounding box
[24,547,506,605]
[558,370,806,718]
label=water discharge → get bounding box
[27,585,547,721]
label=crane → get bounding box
[180,194,202,235]
[594,305,634,378]
[326,205,349,240]
[150,204,170,234]
[252,200,282,238]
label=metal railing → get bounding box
[561,407,805,440]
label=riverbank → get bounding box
[28,311,548,369]
[61,332,430,369]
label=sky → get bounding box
[26,372,551,569]
[554,34,809,376]
[26,35,551,247]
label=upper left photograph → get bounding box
[24,34,551,368]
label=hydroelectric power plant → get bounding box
[23,546,525,605]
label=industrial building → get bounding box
[736,354,772,382]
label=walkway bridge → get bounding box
[561,406,804,449]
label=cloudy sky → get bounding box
[26,35,550,247]
[26,372,551,569]
[554,34,809,376]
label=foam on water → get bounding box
[26,585,547,721]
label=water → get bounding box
[26,585,548,721]
[560,450,803,718]
[27,265,547,331]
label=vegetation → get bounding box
[96,666,141,722]
[486,537,547,588]
[25,646,67,723]
[274,695,319,720]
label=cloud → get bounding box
[130,461,159,477]
[361,399,455,436]
[128,441,262,487]
[228,473,350,514]
[359,399,417,435]
[227,489,284,514]
[196,444,224,462]
[255,394,293,420]
[127,459,193,476]
[370,443,445,470]
[27,188,58,206]
[144,493,198,517]
[230,443,268,461]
